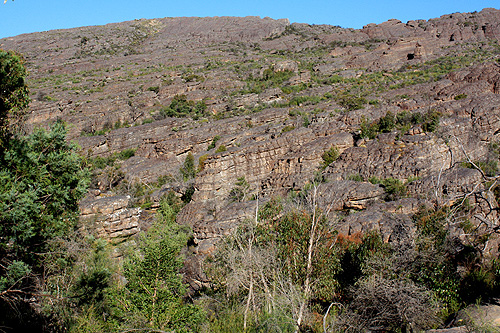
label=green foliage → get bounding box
[421,110,441,133]
[118,148,136,160]
[282,94,324,107]
[462,161,499,178]
[158,95,207,120]
[86,148,136,170]
[271,208,340,300]
[335,93,367,111]
[347,174,364,182]
[334,232,389,293]
[321,146,339,170]
[0,121,90,331]
[0,121,90,263]
[412,207,462,316]
[207,135,221,150]
[258,197,283,221]
[359,116,380,140]
[476,160,499,177]
[454,93,467,100]
[228,176,250,202]
[198,154,208,172]
[461,141,500,177]
[302,115,310,127]
[369,176,408,200]
[72,238,112,311]
[147,86,159,94]
[281,82,310,94]
[381,177,407,201]
[209,186,341,331]
[179,152,196,181]
[281,124,295,133]
[202,305,246,333]
[377,110,396,132]
[109,197,203,332]
[215,144,227,153]
[242,69,295,94]
[182,73,204,83]
[360,110,441,139]
[181,184,195,204]
[0,50,30,139]
[0,260,31,292]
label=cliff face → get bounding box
[2,9,500,287]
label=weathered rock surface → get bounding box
[79,195,142,241]
[2,9,500,305]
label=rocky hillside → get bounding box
[2,8,500,290]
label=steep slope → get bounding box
[2,9,500,291]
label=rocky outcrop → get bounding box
[2,8,500,297]
[79,195,142,242]
[325,132,452,181]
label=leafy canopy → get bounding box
[0,121,90,264]
[108,195,204,332]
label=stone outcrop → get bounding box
[2,9,500,299]
[79,195,142,242]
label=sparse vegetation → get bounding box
[5,11,500,333]
[179,152,196,181]
[360,110,441,139]
[157,95,207,120]
[86,148,137,170]
[207,135,221,151]
[321,146,340,170]
[215,144,227,153]
[368,176,408,201]
[240,68,295,94]
[198,154,208,172]
[228,176,251,202]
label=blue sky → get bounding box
[0,0,498,39]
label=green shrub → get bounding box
[378,111,396,133]
[321,146,340,170]
[360,117,380,140]
[335,93,367,111]
[241,68,294,94]
[182,185,195,203]
[198,154,208,172]
[147,86,159,94]
[281,125,295,133]
[360,110,441,139]
[207,135,220,151]
[228,176,250,202]
[108,195,204,331]
[117,148,136,160]
[421,110,440,133]
[155,174,175,187]
[215,145,227,153]
[381,177,407,201]
[302,115,310,127]
[368,176,382,184]
[87,148,137,170]
[180,152,196,181]
[464,160,499,177]
[348,174,364,182]
[158,95,207,119]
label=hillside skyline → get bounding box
[0,0,498,39]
